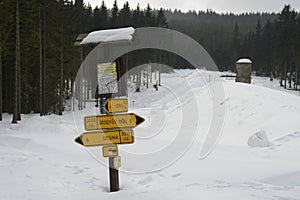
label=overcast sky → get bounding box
[84,0,300,13]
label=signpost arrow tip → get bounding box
[135,114,145,126]
[75,136,84,146]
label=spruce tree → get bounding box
[119,1,132,27]
[110,0,119,28]
[157,8,168,28]
[132,4,144,28]
[231,23,241,70]
[254,20,262,74]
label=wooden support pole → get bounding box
[109,157,119,192]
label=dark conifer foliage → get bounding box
[0,1,299,119]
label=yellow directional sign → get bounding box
[104,98,128,113]
[103,145,118,157]
[84,113,145,131]
[75,129,134,147]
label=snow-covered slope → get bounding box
[1,70,300,200]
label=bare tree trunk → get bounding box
[159,70,161,86]
[149,63,152,83]
[12,0,20,123]
[154,55,157,81]
[0,31,2,121]
[59,41,63,115]
[72,80,75,111]
[280,70,283,87]
[59,6,64,116]
[136,72,141,92]
[79,71,82,110]
[159,54,161,86]
[17,0,21,121]
[43,5,46,115]
[284,63,287,89]
[78,48,83,110]
[146,64,149,88]
[83,65,86,109]
[39,11,43,116]
[296,70,298,91]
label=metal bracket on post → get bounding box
[100,98,107,114]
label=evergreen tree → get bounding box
[119,1,132,27]
[231,23,241,70]
[254,19,263,74]
[1,2,300,118]
[144,4,155,26]
[132,4,144,28]
[99,1,108,29]
[261,20,273,75]
[110,0,119,28]
[93,6,101,30]
[274,5,297,81]
[157,8,168,28]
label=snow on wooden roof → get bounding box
[80,27,135,45]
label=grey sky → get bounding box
[84,0,300,13]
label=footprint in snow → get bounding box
[138,176,152,185]
[273,132,300,146]
[74,169,84,175]
[185,183,201,187]
[171,173,182,178]
[214,180,231,188]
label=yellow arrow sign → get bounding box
[104,98,128,113]
[75,129,134,147]
[84,113,145,131]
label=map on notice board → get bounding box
[97,62,118,94]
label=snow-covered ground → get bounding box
[1,69,300,200]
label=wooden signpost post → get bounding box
[74,29,142,192]
[75,98,144,192]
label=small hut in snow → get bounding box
[236,58,252,84]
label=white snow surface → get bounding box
[80,27,135,45]
[1,69,300,200]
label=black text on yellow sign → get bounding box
[74,129,134,147]
[84,113,145,131]
[104,98,128,113]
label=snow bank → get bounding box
[262,171,300,187]
[2,70,300,200]
[247,130,272,147]
[80,27,135,45]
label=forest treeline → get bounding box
[0,0,299,121]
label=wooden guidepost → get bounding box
[99,94,119,192]
[74,28,145,193]
[109,157,119,192]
